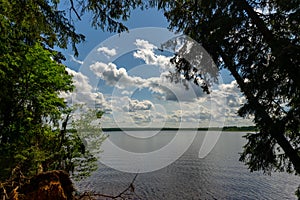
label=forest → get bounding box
[0,0,299,199]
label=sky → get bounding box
[59,6,253,128]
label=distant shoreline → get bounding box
[102,126,257,132]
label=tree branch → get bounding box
[78,173,140,200]
[234,0,300,87]
[217,45,300,174]
[69,0,81,20]
[0,183,9,200]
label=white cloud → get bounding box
[127,99,154,112]
[132,39,205,101]
[101,82,253,127]
[97,46,117,57]
[111,96,153,113]
[130,112,152,124]
[90,61,204,102]
[87,39,254,127]
[133,39,174,71]
[90,62,146,89]
[60,68,110,110]
[206,80,253,126]
[69,54,83,65]
[91,40,206,102]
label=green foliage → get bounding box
[0,41,73,179]
[153,1,300,195]
[0,0,133,181]
[0,0,85,56]
[0,37,105,180]
[144,2,300,197]
[69,106,107,180]
[0,0,298,197]
[0,0,144,57]
[152,0,300,174]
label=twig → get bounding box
[0,183,9,200]
[78,191,93,200]
[69,0,81,20]
[111,173,138,199]
[78,173,140,200]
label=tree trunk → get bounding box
[227,61,300,174]
[235,0,300,87]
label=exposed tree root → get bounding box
[1,170,140,200]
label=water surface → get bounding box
[77,131,299,199]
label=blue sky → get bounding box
[59,7,253,128]
[63,8,169,68]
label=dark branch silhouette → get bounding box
[78,174,140,200]
[69,0,82,20]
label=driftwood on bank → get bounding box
[1,170,140,200]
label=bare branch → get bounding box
[0,183,9,200]
[111,173,138,199]
[69,0,81,20]
[78,174,140,200]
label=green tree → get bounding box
[0,0,144,56]
[0,0,142,180]
[150,0,300,196]
[2,0,298,196]
[0,40,73,178]
[66,106,107,180]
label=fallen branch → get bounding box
[78,173,140,200]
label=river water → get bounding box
[77,131,299,199]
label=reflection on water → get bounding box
[77,131,300,199]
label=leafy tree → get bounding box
[68,106,107,180]
[0,37,104,180]
[2,0,298,197]
[0,0,144,56]
[0,0,142,181]
[150,0,300,196]
[0,40,74,178]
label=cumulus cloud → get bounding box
[90,61,204,102]
[90,62,146,89]
[130,112,152,124]
[104,80,252,127]
[133,39,206,101]
[127,99,154,112]
[69,55,83,65]
[133,39,174,71]
[216,80,244,111]
[87,39,253,127]
[107,96,155,126]
[204,80,253,126]
[111,96,153,113]
[59,71,241,128]
[97,46,117,57]
[60,68,110,110]
[90,39,206,102]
